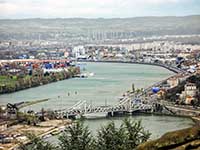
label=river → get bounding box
[0,62,195,138]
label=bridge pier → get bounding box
[108,111,121,117]
[108,111,130,117]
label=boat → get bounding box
[75,114,81,119]
[89,72,95,76]
[82,112,107,119]
[74,73,88,78]
[43,134,52,139]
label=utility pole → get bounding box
[132,83,135,93]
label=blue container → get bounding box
[152,87,160,93]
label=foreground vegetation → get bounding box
[137,125,200,150]
[19,118,151,150]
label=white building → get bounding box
[185,83,197,97]
[180,83,197,105]
[73,46,86,58]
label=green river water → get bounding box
[0,62,194,139]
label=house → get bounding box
[167,74,188,88]
[157,89,166,99]
[196,68,200,74]
[7,103,18,119]
[185,95,195,105]
[175,74,188,83]
[185,83,197,97]
[180,83,197,105]
[0,121,7,132]
[0,105,7,119]
[167,77,179,88]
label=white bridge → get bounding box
[55,94,153,119]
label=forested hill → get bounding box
[0,15,200,40]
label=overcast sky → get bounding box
[0,0,200,19]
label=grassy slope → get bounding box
[136,126,200,150]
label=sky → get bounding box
[0,0,200,19]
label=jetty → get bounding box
[79,59,185,74]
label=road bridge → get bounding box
[55,93,152,119]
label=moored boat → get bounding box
[82,112,107,119]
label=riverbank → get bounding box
[0,119,72,150]
[79,59,182,74]
[0,67,80,95]
[136,125,200,150]
[0,59,177,95]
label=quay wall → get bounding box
[165,106,200,117]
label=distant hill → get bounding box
[0,15,200,40]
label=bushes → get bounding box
[96,119,151,150]
[19,133,56,150]
[59,121,94,150]
[20,118,150,150]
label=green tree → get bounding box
[95,118,151,150]
[59,121,94,150]
[19,133,56,150]
[96,121,127,150]
[19,119,150,150]
[122,118,151,149]
[132,83,135,93]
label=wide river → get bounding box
[0,62,194,139]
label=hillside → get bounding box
[136,125,200,150]
[0,15,200,40]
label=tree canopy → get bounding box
[19,118,151,150]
